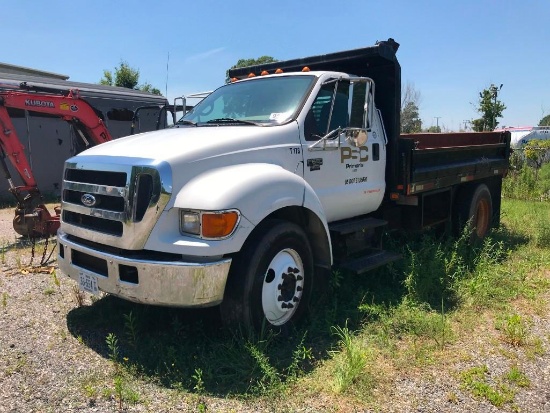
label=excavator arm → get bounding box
[0,86,113,237]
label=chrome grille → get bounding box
[65,169,127,187]
[60,156,172,250]
[63,210,123,236]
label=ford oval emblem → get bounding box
[81,193,98,207]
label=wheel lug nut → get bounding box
[296,275,303,281]
[277,295,283,301]
[287,303,294,309]
[297,286,303,292]
[277,284,282,290]
[293,296,299,302]
[281,303,288,309]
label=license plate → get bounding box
[79,270,99,295]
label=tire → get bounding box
[455,183,493,242]
[220,220,314,332]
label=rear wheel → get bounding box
[455,183,493,242]
[221,220,313,331]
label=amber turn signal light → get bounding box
[201,211,239,238]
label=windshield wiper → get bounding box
[205,118,259,126]
[176,119,197,126]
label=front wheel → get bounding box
[221,220,314,332]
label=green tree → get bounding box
[472,84,505,131]
[139,82,161,96]
[426,125,441,133]
[401,101,422,133]
[401,82,422,133]
[100,61,161,95]
[539,114,550,126]
[225,56,278,83]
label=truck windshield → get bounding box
[178,75,315,126]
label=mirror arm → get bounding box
[308,128,342,151]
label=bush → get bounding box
[503,151,550,201]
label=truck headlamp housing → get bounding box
[179,210,240,239]
[180,211,200,235]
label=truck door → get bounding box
[301,77,386,222]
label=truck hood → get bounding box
[81,124,297,165]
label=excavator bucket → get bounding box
[13,204,60,237]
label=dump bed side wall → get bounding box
[398,131,511,195]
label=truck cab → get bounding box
[179,71,387,222]
[57,69,386,327]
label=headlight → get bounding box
[180,211,200,235]
[179,210,240,239]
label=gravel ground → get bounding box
[0,206,549,412]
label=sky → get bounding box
[2,0,549,131]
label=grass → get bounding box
[458,363,532,409]
[5,351,28,376]
[459,365,515,407]
[104,333,141,410]
[329,324,370,394]
[71,284,85,307]
[495,313,530,347]
[505,365,530,388]
[503,157,550,201]
[55,163,549,411]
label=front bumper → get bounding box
[57,231,231,307]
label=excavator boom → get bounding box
[0,86,113,237]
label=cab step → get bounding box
[329,217,388,235]
[337,250,402,274]
[329,216,389,259]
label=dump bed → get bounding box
[397,131,511,196]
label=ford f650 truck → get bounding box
[57,39,510,330]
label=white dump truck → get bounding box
[57,39,510,330]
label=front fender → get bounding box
[173,163,306,224]
[144,163,332,260]
[176,163,332,264]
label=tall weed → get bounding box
[381,299,449,349]
[454,236,520,309]
[245,341,281,393]
[400,229,473,309]
[330,324,369,394]
[503,155,550,201]
[533,216,550,247]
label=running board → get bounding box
[337,250,402,275]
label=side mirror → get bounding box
[345,128,368,147]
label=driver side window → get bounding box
[304,81,350,141]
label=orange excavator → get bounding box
[0,83,113,237]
